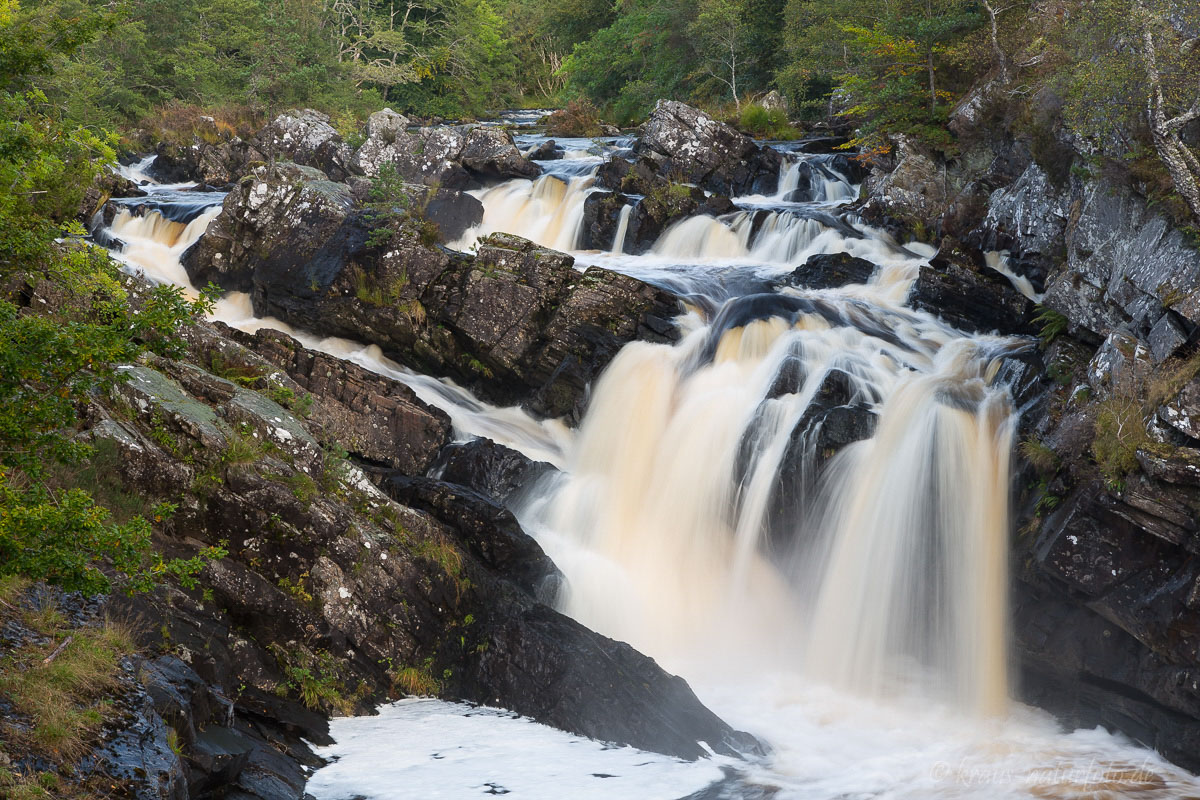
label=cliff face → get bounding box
[856,80,1200,768]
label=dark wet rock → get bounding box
[784,253,876,290]
[589,157,738,253]
[432,437,556,506]
[1015,481,1200,772]
[79,170,145,222]
[149,116,266,187]
[526,139,561,161]
[93,663,189,800]
[182,162,357,294]
[379,473,562,602]
[756,368,877,551]
[193,324,454,474]
[636,100,783,196]
[256,109,355,183]
[423,189,484,242]
[580,191,632,252]
[238,227,680,419]
[908,243,1035,334]
[459,602,759,761]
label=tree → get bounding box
[1136,0,1200,220]
[1060,0,1200,222]
[689,0,750,108]
[0,0,222,593]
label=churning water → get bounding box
[97,142,1200,800]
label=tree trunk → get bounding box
[928,50,936,114]
[1139,4,1200,221]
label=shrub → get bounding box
[737,104,799,139]
[545,99,604,137]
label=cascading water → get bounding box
[97,139,1200,800]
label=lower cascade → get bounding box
[96,136,1200,799]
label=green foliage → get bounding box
[1092,393,1150,483]
[274,647,357,715]
[0,2,225,596]
[1033,306,1068,346]
[1019,438,1059,474]
[737,104,799,139]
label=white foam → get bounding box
[306,700,729,800]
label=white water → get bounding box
[985,250,1044,302]
[611,202,633,254]
[99,151,1200,800]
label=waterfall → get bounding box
[610,203,633,254]
[99,140,1200,800]
[109,207,222,294]
[456,172,595,253]
[517,256,1021,710]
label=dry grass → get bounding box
[392,663,439,696]
[1019,438,1060,474]
[139,102,263,147]
[1145,349,1200,412]
[0,596,137,764]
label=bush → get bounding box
[737,103,799,139]
[545,99,604,137]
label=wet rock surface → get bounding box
[636,100,783,196]
[31,271,746,794]
[908,244,1036,335]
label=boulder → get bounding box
[351,108,539,186]
[192,324,454,474]
[256,109,355,182]
[149,116,266,186]
[379,474,562,602]
[182,162,359,294]
[526,139,561,161]
[227,222,681,418]
[757,368,877,550]
[908,243,1036,334]
[432,437,556,506]
[459,127,542,180]
[589,156,738,253]
[784,253,876,289]
[636,100,783,196]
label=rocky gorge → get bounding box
[10,88,1200,799]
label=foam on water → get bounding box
[306,699,730,800]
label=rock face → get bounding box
[908,245,1037,335]
[146,106,539,191]
[184,165,681,417]
[587,156,738,253]
[636,100,783,196]
[182,162,359,293]
[351,108,540,186]
[759,367,878,551]
[855,82,1200,771]
[47,276,752,793]
[784,252,876,290]
[257,109,355,182]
